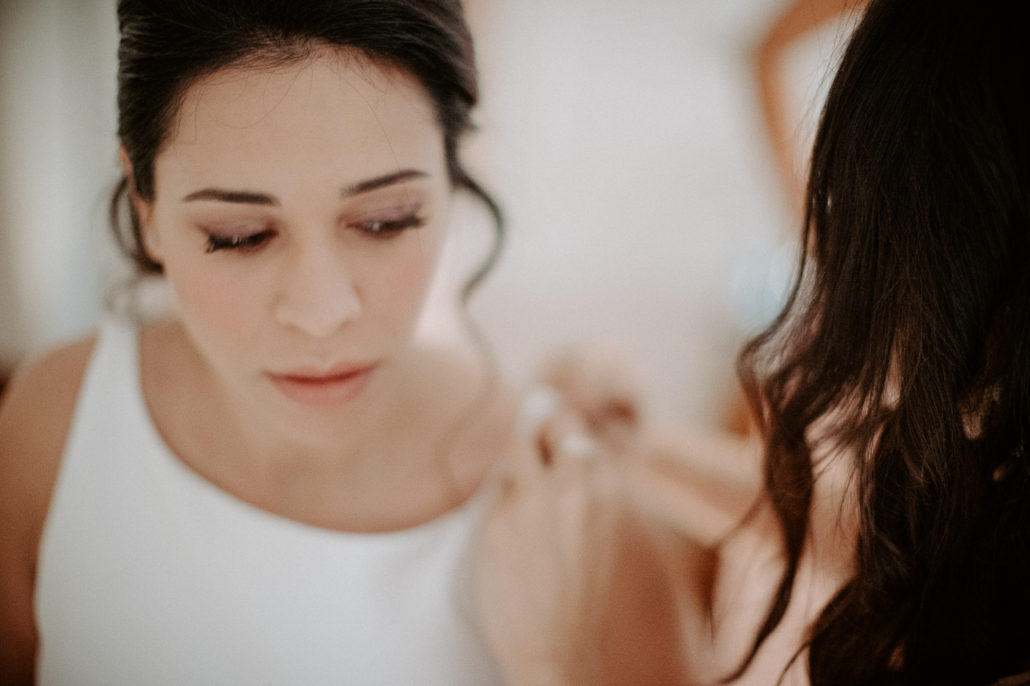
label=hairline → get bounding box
[138,42,439,198]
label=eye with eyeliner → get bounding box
[349,211,426,238]
[204,228,276,253]
[198,202,427,254]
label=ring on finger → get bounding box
[555,431,599,461]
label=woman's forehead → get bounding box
[156,49,446,193]
[171,49,435,141]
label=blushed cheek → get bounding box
[170,267,261,351]
[379,247,441,328]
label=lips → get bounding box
[266,361,378,407]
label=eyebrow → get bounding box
[181,169,429,205]
[344,169,427,196]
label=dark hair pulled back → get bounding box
[111,0,502,298]
[737,0,1030,683]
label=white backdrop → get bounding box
[0,0,853,424]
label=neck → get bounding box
[145,319,505,531]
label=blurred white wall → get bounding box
[461,0,852,422]
[0,0,853,424]
[0,0,119,368]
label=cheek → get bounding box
[396,249,437,294]
[367,237,443,324]
[164,259,264,345]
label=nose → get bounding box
[274,243,362,338]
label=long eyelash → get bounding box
[205,231,273,253]
[360,214,426,238]
[201,213,423,253]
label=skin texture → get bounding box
[476,349,719,684]
[475,393,703,685]
[0,339,94,683]
[497,346,857,685]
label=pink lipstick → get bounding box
[267,362,377,407]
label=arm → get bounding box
[538,344,764,548]
[621,420,763,549]
[0,339,93,684]
[756,0,866,214]
[488,344,844,684]
[474,386,710,685]
[534,344,864,681]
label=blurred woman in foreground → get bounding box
[541,0,1029,682]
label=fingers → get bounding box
[538,411,599,467]
[510,386,603,487]
[537,344,643,448]
[510,386,561,484]
[541,343,642,408]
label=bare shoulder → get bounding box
[0,336,94,681]
[0,336,96,554]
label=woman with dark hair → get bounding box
[728,0,1029,680]
[0,1,526,683]
[735,0,1030,681]
[529,0,1030,683]
[0,2,697,683]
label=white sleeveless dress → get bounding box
[35,316,503,685]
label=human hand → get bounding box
[474,388,693,685]
[540,343,762,550]
[536,343,646,454]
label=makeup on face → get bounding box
[179,170,435,255]
[144,52,452,419]
[265,361,380,407]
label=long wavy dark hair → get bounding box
[737,0,1030,683]
[111,0,503,300]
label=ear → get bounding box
[118,146,161,262]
